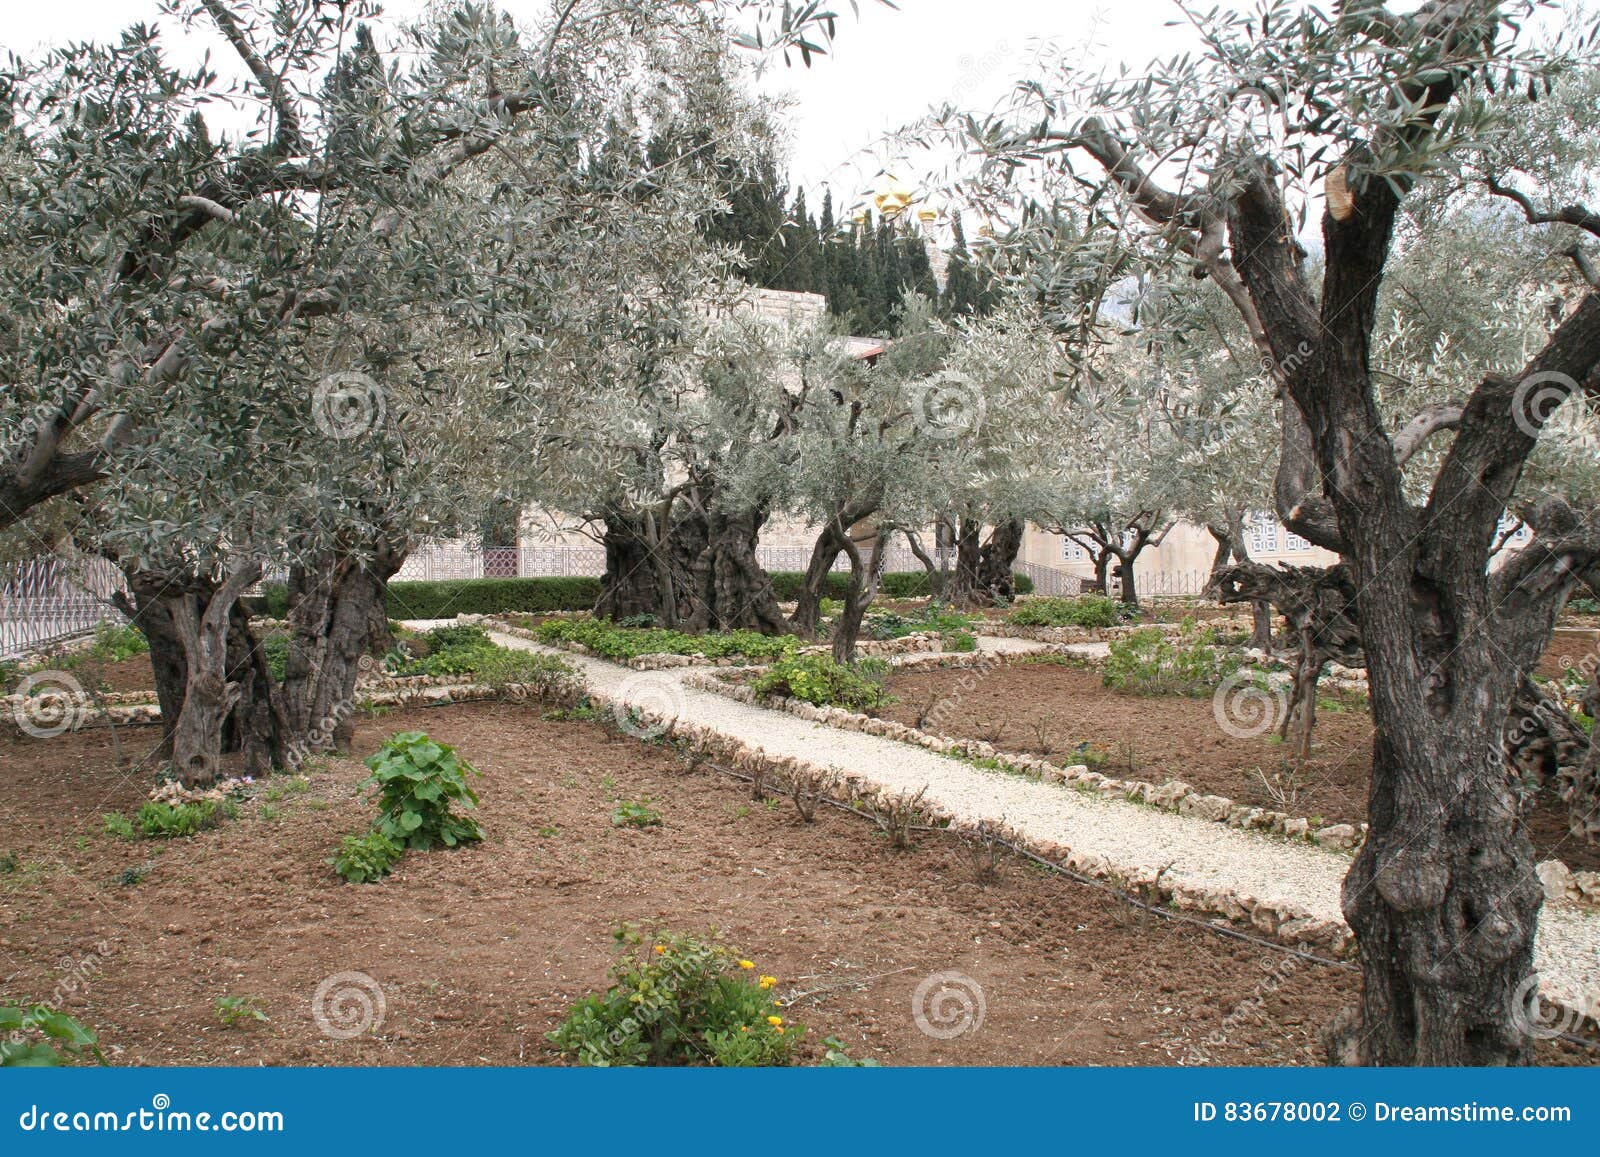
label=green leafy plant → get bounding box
[1009,595,1121,629]
[751,653,889,711]
[1567,597,1599,615]
[360,732,484,850]
[117,799,235,840]
[547,928,803,1067]
[1103,620,1239,697]
[214,995,269,1028]
[611,799,662,828]
[0,1005,103,1066]
[819,1035,882,1067]
[86,621,149,662]
[332,830,404,883]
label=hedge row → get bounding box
[253,570,1033,621]
[770,570,1033,601]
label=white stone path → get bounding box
[464,626,1600,1022]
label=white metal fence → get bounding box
[0,555,127,660]
[393,543,926,582]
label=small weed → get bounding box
[611,799,661,828]
[956,819,1007,887]
[102,814,136,841]
[116,864,148,887]
[259,804,282,822]
[0,851,18,875]
[1252,764,1303,811]
[214,996,269,1028]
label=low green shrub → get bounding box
[86,621,149,662]
[361,731,484,850]
[1008,595,1122,629]
[768,571,1033,601]
[751,653,889,712]
[536,618,798,662]
[256,573,1032,620]
[1568,597,1599,615]
[130,799,234,839]
[257,576,602,620]
[332,830,404,883]
[547,928,802,1067]
[864,605,978,641]
[1102,620,1239,696]
[0,1005,103,1066]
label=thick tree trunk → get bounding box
[677,505,789,635]
[1090,548,1111,596]
[832,534,888,664]
[167,564,262,787]
[595,505,675,625]
[1115,551,1138,605]
[112,576,190,761]
[976,518,1024,601]
[790,525,848,636]
[1331,668,1542,1066]
[281,537,406,762]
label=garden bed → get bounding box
[874,660,1600,874]
[0,699,1517,1067]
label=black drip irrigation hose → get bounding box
[696,756,1600,1055]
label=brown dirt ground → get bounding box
[3,703,1586,1068]
[880,638,1600,873]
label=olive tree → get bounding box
[956,0,1600,1063]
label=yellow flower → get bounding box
[737,960,755,970]
[653,945,666,955]
[740,1026,749,1033]
[766,1015,783,1027]
[758,975,777,990]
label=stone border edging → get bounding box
[604,677,1356,958]
[683,670,1368,854]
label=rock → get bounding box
[1178,794,1233,823]
[1281,817,1310,840]
[1313,823,1360,850]
[1536,859,1576,902]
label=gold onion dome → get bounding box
[873,174,915,218]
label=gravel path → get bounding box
[483,628,1600,1017]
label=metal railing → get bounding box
[1015,561,1087,598]
[0,555,127,660]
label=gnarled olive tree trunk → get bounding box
[596,491,789,635]
[832,532,889,664]
[280,534,407,762]
[165,563,263,787]
[947,518,1023,608]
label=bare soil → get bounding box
[880,649,1600,873]
[12,701,1589,1067]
